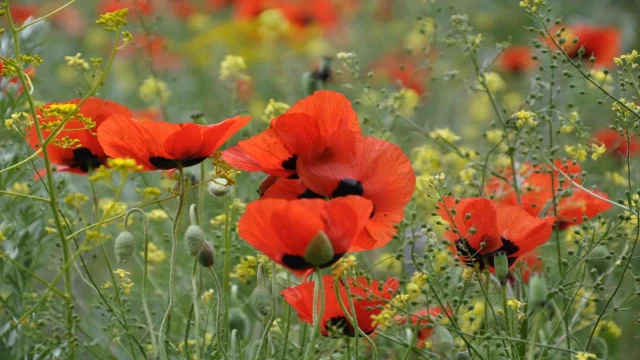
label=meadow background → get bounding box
[1,0,639,359]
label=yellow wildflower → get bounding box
[258,9,290,40]
[113,269,131,280]
[219,55,249,83]
[142,242,167,263]
[262,99,290,123]
[64,53,90,70]
[565,144,588,162]
[201,289,215,303]
[139,77,171,104]
[64,193,88,208]
[332,255,358,279]
[147,209,169,222]
[429,128,460,143]
[514,110,538,129]
[210,214,227,228]
[11,182,30,195]
[482,72,506,93]
[107,158,143,172]
[506,298,524,311]
[590,143,607,161]
[575,352,597,360]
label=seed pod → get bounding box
[528,275,548,309]
[432,325,454,356]
[208,179,233,197]
[198,240,215,267]
[114,231,135,264]
[251,286,274,317]
[493,252,509,284]
[184,224,205,256]
[303,231,334,267]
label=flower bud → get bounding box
[588,245,610,276]
[432,325,454,356]
[251,285,274,317]
[114,231,135,264]
[208,179,233,197]
[528,275,548,308]
[493,252,509,284]
[198,240,215,267]
[455,352,472,360]
[229,308,249,338]
[184,224,205,256]
[303,231,334,267]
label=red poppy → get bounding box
[282,276,399,337]
[131,108,163,122]
[222,90,360,178]
[287,131,416,251]
[436,197,555,268]
[238,196,373,274]
[6,4,38,25]
[394,308,444,347]
[97,115,250,171]
[234,0,339,31]
[97,0,155,16]
[497,46,538,74]
[593,128,640,158]
[546,24,621,68]
[372,53,429,95]
[120,33,182,71]
[26,97,132,174]
[485,160,612,229]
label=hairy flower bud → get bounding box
[184,224,205,256]
[528,275,548,309]
[198,240,215,267]
[251,285,274,317]
[588,245,610,276]
[229,309,249,338]
[114,231,135,264]
[432,325,454,356]
[303,231,334,267]
[208,179,233,197]
[494,252,509,284]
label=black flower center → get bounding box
[72,147,103,173]
[281,253,344,271]
[331,179,364,198]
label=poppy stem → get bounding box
[303,269,325,360]
[158,163,186,359]
[222,195,232,345]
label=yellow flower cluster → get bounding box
[107,158,143,172]
[482,72,505,93]
[219,55,249,83]
[201,288,215,303]
[519,0,545,11]
[514,110,538,129]
[594,320,622,338]
[262,99,290,123]
[258,9,290,40]
[565,144,588,162]
[142,242,167,263]
[429,128,461,143]
[332,255,358,279]
[230,254,270,284]
[112,269,134,295]
[147,209,169,222]
[96,8,129,32]
[614,49,638,68]
[392,88,421,117]
[64,193,89,208]
[139,77,171,104]
[64,53,90,70]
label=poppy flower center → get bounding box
[149,156,208,170]
[297,188,324,199]
[281,253,344,270]
[324,316,355,337]
[456,236,520,269]
[331,178,364,198]
[71,147,103,173]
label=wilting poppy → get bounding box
[97,115,250,171]
[437,197,555,268]
[292,131,416,251]
[238,196,373,274]
[222,90,360,178]
[282,276,399,337]
[485,160,612,229]
[593,128,640,158]
[26,97,131,174]
[394,307,444,347]
[497,46,538,74]
[372,53,429,95]
[546,24,621,68]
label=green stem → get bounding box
[158,164,187,359]
[191,259,202,360]
[303,270,325,360]
[222,195,232,344]
[527,312,543,360]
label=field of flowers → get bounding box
[1,0,639,359]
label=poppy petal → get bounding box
[284,91,360,136]
[196,115,251,157]
[97,115,159,170]
[162,123,203,161]
[234,128,296,177]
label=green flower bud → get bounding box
[184,224,205,256]
[114,231,135,264]
[251,286,274,317]
[528,275,548,308]
[432,325,454,356]
[588,245,610,276]
[198,241,215,267]
[208,179,233,197]
[455,352,472,360]
[229,309,249,338]
[493,252,509,284]
[303,231,334,267]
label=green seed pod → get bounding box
[432,325,454,356]
[455,352,472,360]
[528,275,548,309]
[251,286,274,317]
[493,252,509,284]
[198,240,215,267]
[208,179,233,197]
[114,231,135,264]
[229,308,249,339]
[303,231,334,267]
[184,224,205,256]
[588,245,610,276]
